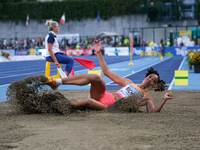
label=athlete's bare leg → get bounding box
[70,98,106,110]
[61,74,107,110]
[61,74,106,100]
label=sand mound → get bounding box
[105,94,142,113]
[6,75,72,115]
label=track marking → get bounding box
[0,64,90,75]
[0,64,94,78]
[0,70,46,79]
[106,57,172,85]
[0,84,10,87]
[168,57,186,90]
[108,83,170,86]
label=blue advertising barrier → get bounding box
[133,46,200,57]
[15,50,28,55]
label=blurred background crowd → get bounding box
[1,35,191,51]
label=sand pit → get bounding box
[0,76,200,150]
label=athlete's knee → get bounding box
[70,99,90,109]
[68,57,74,64]
[76,98,92,108]
[85,98,93,107]
[63,57,74,65]
[90,74,103,83]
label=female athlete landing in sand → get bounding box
[45,40,173,113]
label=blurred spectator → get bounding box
[137,35,141,47]
[20,40,24,49]
[188,38,195,47]
[142,41,148,47]
[37,38,41,47]
[3,39,7,49]
[23,39,27,49]
[109,38,114,47]
[0,40,2,49]
[160,39,165,57]
[68,38,72,48]
[124,37,130,46]
[29,39,33,48]
[134,35,137,47]
[174,41,179,46]
[149,40,154,47]
[115,36,119,47]
[15,40,19,50]
[42,38,45,48]
[76,43,80,55]
[154,42,158,47]
[167,38,171,47]
[134,35,141,47]
[103,37,107,44]
[1,34,173,52]
[60,39,65,49]
[180,41,184,46]
[32,38,36,47]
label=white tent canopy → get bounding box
[96,32,120,37]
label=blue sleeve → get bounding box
[47,33,55,44]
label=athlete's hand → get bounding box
[93,39,102,53]
[163,92,173,100]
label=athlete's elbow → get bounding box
[103,69,110,76]
[48,49,52,53]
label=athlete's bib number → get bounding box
[118,84,140,98]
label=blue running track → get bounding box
[0,56,199,103]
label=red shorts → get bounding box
[98,92,116,107]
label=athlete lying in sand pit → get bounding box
[44,40,173,113]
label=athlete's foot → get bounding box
[44,77,59,89]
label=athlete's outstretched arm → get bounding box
[146,92,173,113]
[93,40,132,86]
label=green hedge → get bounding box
[0,0,144,23]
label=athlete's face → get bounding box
[142,74,159,88]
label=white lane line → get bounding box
[168,57,186,90]
[0,64,88,75]
[0,70,45,79]
[0,64,91,78]
[106,57,172,85]
[0,64,45,71]
[0,68,50,75]
[107,83,170,86]
[0,84,10,87]
[0,66,97,86]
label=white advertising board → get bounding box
[105,47,129,56]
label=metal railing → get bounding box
[124,25,200,47]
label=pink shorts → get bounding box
[98,92,116,107]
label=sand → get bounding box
[0,89,200,150]
[0,75,200,150]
